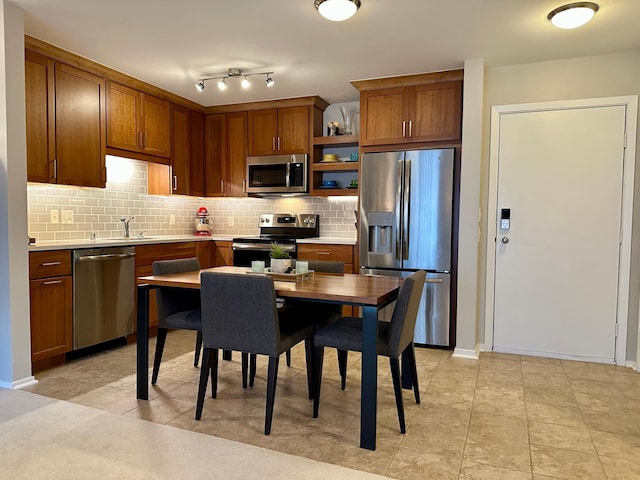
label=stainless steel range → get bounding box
[232,213,319,267]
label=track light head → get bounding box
[217,78,227,90]
[241,76,251,89]
[195,81,205,92]
[266,75,275,87]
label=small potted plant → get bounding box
[269,242,291,273]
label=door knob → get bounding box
[501,236,510,244]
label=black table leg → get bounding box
[360,305,378,450]
[136,284,150,400]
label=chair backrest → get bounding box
[293,259,344,274]
[153,257,201,321]
[200,272,281,356]
[386,270,426,358]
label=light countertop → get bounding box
[28,235,356,251]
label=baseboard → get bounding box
[0,376,38,390]
[627,360,639,372]
[452,345,480,360]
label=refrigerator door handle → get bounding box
[403,158,411,260]
[395,159,403,261]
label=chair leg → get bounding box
[249,354,257,387]
[337,349,348,390]
[406,344,420,404]
[222,349,232,361]
[312,345,324,418]
[264,356,280,435]
[195,348,212,420]
[286,348,291,367]
[210,348,219,399]
[194,331,202,367]
[304,338,313,400]
[241,352,249,388]
[390,357,406,434]
[151,328,168,385]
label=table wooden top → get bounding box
[138,266,403,307]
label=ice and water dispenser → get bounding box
[366,212,395,254]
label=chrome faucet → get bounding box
[120,216,135,238]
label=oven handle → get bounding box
[232,243,296,252]
[285,162,291,187]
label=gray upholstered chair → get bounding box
[196,272,315,435]
[151,257,202,384]
[312,270,426,434]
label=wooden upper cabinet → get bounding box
[189,109,205,197]
[55,63,106,187]
[204,112,247,197]
[204,114,226,197]
[170,104,190,195]
[107,81,170,158]
[247,106,309,156]
[25,51,106,187]
[225,111,247,197]
[359,80,462,147]
[25,50,55,183]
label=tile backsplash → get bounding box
[27,156,358,242]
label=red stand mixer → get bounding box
[194,206,212,236]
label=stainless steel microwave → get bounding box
[245,154,308,195]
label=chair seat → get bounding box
[313,316,392,357]
[278,317,315,352]
[161,309,201,331]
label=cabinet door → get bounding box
[55,63,106,188]
[359,87,409,146]
[189,109,205,197]
[226,111,247,197]
[247,108,278,155]
[140,94,170,157]
[204,114,225,196]
[30,275,72,362]
[25,51,55,183]
[107,81,140,152]
[170,104,190,195]
[214,241,233,266]
[278,106,309,154]
[409,81,462,143]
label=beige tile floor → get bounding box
[25,330,640,480]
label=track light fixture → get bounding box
[196,68,275,92]
[314,0,361,21]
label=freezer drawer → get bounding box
[360,268,450,347]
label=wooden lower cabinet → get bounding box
[214,241,233,266]
[29,250,73,366]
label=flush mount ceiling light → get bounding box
[548,2,599,29]
[314,0,361,21]
[196,68,274,92]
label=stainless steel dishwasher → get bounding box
[73,246,136,350]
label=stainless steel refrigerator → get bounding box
[359,148,454,347]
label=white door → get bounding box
[492,105,627,363]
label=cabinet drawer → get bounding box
[297,244,353,264]
[135,242,197,267]
[29,250,72,279]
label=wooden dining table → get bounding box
[136,265,403,450]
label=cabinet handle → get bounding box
[402,121,406,138]
[317,252,331,256]
[173,175,178,191]
[52,159,57,180]
[220,180,224,193]
[272,137,276,151]
[41,261,62,267]
[242,179,246,193]
[137,131,142,148]
[277,137,281,151]
[408,120,413,138]
[43,280,63,285]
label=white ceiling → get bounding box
[12,0,640,107]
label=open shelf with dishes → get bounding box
[311,135,359,196]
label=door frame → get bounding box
[484,96,638,365]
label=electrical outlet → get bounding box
[169,214,175,225]
[50,209,59,224]
[61,210,73,224]
[228,216,234,227]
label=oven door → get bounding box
[232,242,297,267]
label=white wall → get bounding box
[479,51,640,360]
[0,1,33,388]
